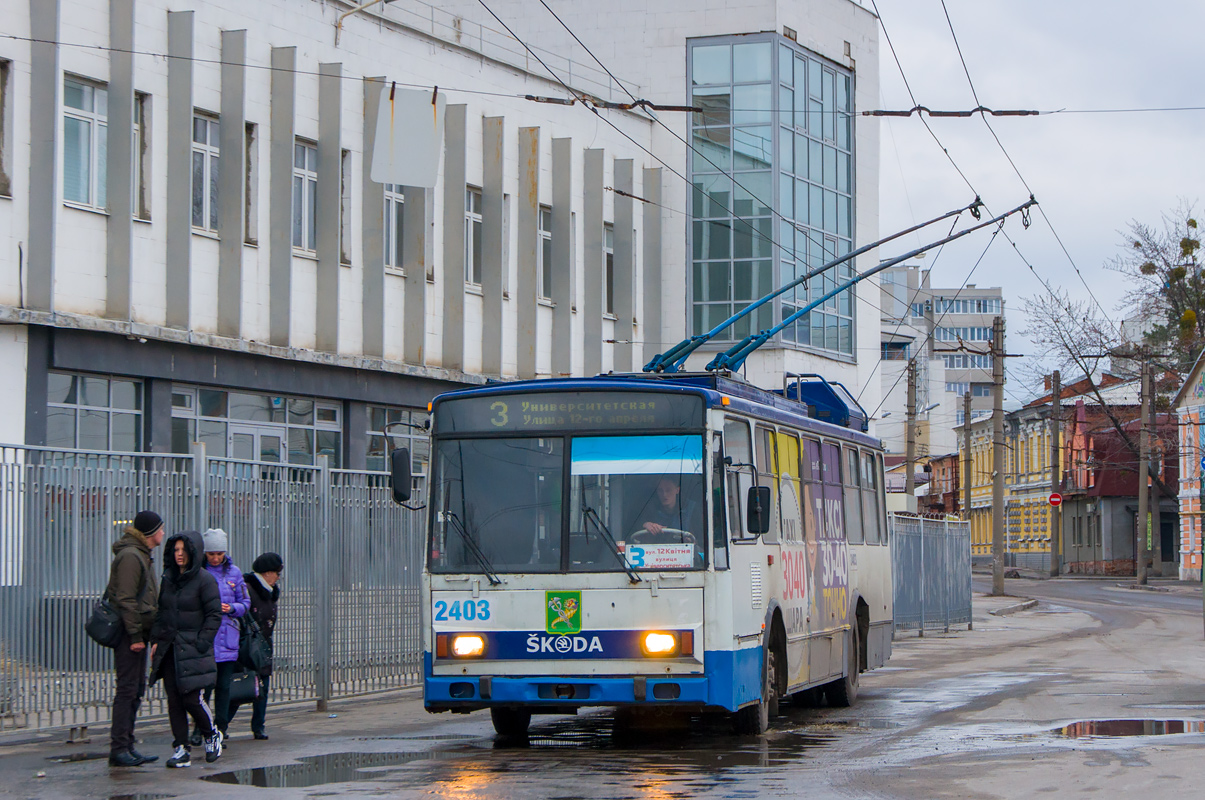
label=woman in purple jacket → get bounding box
[200,528,247,743]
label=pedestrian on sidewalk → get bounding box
[228,552,282,740]
[200,528,248,744]
[149,530,223,767]
[106,510,166,768]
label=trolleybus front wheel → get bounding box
[491,706,532,738]
[732,642,779,735]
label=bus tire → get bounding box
[490,707,532,738]
[825,624,860,708]
[732,643,778,735]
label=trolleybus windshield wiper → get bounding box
[443,510,503,585]
[581,504,642,584]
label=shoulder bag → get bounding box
[84,595,124,648]
[238,613,273,675]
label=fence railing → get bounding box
[0,443,424,732]
[889,513,972,634]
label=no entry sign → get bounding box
[1048,492,1063,507]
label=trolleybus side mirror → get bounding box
[746,486,771,535]
[390,447,412,504]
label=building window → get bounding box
[943,353,992,370]
[946,381,969,394]
[340,149,352,265]
[882,341,908,361]
[244,123,259,244]
[936,326,992,342]
[365,406,430,486]
[971,383,992,397]
[192,113,219,231]
[936,297,1002,314]
[604,222,615,315]
[384,184,405,271]
[688,36,854,356]
[46,372,142,452]
[0,59,11,197]
[538,205,553,300]
[63,77,108,209]
[292,140,318,252]
[465,187,483,284]
[170,386,341,467]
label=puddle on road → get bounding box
[46,751,110,763]
[1052,719,1205,739]
[201,713,839,790]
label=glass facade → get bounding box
[688,35,855,356]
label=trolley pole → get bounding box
[906,359,917,500]
[1137,361,1149,586]
[963,391,972,520]
[1050,370,1061,577]
[991,316,1006,596]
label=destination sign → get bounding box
[434,391,703,434]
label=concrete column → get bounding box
[402,186,428,365]
[23,327,50,446]
[27,0,60,312]
[481,116,505,376]
[344,401,369,470]
[441,105,467,371]
[145,378,172,453]
[642,167,662,367]
[315,62,343,353]
[165,11,193,329]
[268,47,296,348]
[217,29,247,339]
[105,0,135,321]
[516,127,539,379]
[360,77,385,359]
[583,148,605,377]
[613,158,634,372]
[551,138,573,376]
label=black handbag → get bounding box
[229,669,259,705]
[84,596,124,648]
[238,615,273,675]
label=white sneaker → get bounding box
[204,732,222,763]
[166,745,191,768]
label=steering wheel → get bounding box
[629,528,696,544]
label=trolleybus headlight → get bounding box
[451,634,486,657]
[641,632,679,656]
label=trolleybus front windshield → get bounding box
[429,391,706,575]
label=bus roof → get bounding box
[430,374,882,448]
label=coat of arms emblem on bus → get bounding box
[546,591,582,634]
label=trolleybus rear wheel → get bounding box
[490,707,532,738]
[824,624,860,707]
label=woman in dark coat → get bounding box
[228,552,282,739]
[149,530,223,767]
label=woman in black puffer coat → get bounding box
[149,530,223,766]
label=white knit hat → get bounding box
[202,527,229,553]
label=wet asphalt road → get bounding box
[6,577,1205,799]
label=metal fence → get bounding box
[889,513,972,634]
[0,443,425,732]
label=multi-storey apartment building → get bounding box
[878,263,1002,459]
[0,0,881,469]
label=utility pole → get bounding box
[1049,370,1061,578]
[1150,368,1163,577]
[963,391,972,520]
[906,359,917,500]
[1136,361,1149,586]
[991,316,1006,596]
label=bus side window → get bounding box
[843,446,864,543]
[861,451,882,544]
[723,418,752,539]
[756,426,779,544]
[821,442,844,541]
[802,438,822,540]
[711,432,730,568]
[876,452,888,542]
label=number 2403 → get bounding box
[433,600,490,621]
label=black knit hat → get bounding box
[252,552,284,574]
[133,510,164,536]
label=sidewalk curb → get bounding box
[1116,583,1171,593]
[988,599,1039,616]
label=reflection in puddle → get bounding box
[47,751,110,763]
[1054,719,1205,738]
[201,712,839,790]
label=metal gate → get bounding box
[0,443,424,732]
[889,513,972,634]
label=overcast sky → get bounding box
[872,0,1205,398]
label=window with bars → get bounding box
[46,372,142,452]
[465,187,483,284]
[292,141,317,252]
[384,184,405,271]
[192,113,219,231]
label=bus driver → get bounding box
[638,476,700,541]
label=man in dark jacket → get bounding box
[229,552,282,739]
[106,510,166,767]
[150,530,223,767]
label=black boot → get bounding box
[108,750,144,768]
[129,746,158,763]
